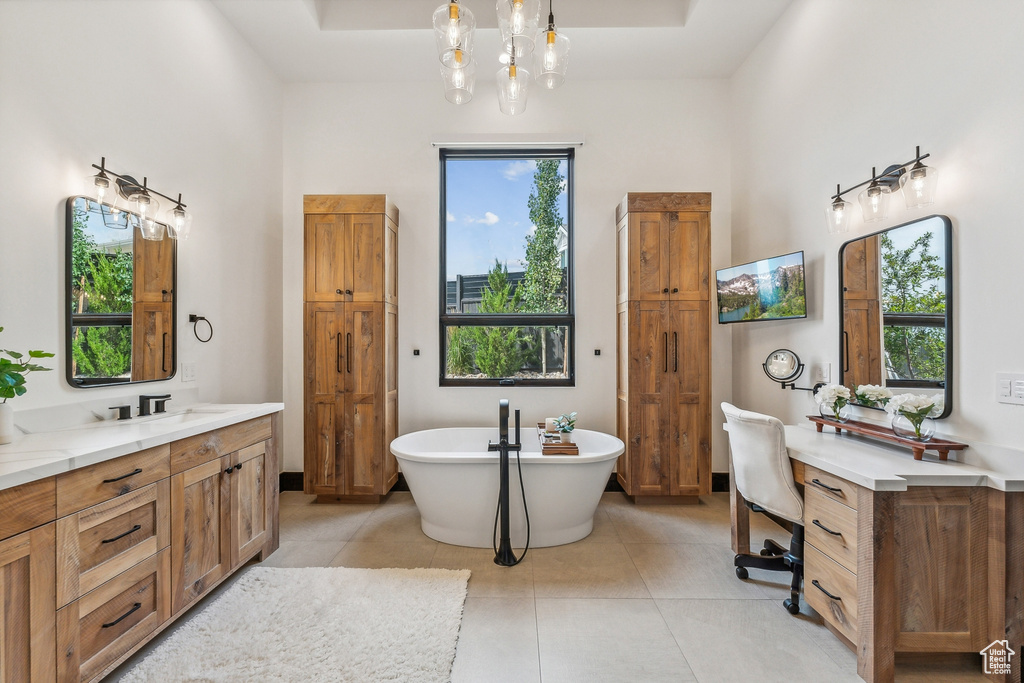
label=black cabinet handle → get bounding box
[101,525,142,544]
[346,333,352,373]
[161,332,168,373]
[336,289,342,295]
[103,468,142,484]
[345,289,352,295]
[662,288,669,293]
[235,463,243,471]
[224,466,234,475]
[673,332,678,373]
[811,580,842,601]
[337,333,343,373]
[843,330,850,373]
[102,602,142,628]
[812,519,842,536]
[810,478,843,493]
[663,333,668,372]
[672,288,678,293]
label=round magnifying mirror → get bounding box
[763,349,803,383]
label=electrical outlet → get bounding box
[997,373,1024,405]
[181,362,197,383]
[813,362,831,384]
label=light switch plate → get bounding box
[813,362,831,384]
[996,372,1024,405]
[181,362,197,383]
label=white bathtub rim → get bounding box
[390,427,623,465]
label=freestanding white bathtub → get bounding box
[391,427,624,548]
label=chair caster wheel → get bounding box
[783,599,800,615]
[760,548,772,556]
[735,566,749,580]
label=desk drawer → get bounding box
[804,489,858,573]
[57,549,171,683]
[56,446,170,518]
[805,543,858,643]
[803,465,859,511]
[57,481,170,608]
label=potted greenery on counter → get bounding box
[0,327,55,444]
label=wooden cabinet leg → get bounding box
[857,489,897,682]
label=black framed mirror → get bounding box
[838,214,952,417]
[65,196,176,387]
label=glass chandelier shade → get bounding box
[441,49,476,104]
[535,25,569,89]
[857,171,890,222]
[92,172,110,204]
[139,218,165,241]
[826,187,852,234]
[899,161,938,209]
[497,0,539,56]
[132,191,160,224]
[434,2,476,65]
[497,62,530,115]
[168,197,193,240]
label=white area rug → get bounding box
[120,567,471,683]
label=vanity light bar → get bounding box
[830,147,931,201]
[91,157,186,209]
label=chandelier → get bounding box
[433,0,570,115]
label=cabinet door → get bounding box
[230,442,268,568]
[304,214,350,301]
[627,302,672,496]
[170,456,230,614]
[304,303,344,495]
[615,303,631,492]
[670,301,711,496]
[343,304,383,495]
[667,211,710,300]
[627,212,671,300]
[0,523,56,682]
[382,303,399,491]
[131,301,172,381]
[349,214,383,302]
[133,227,174,304]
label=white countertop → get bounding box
[0,402,284,491]
[725,422,1023,492]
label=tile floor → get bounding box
[111,490,987,682]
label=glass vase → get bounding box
[818,402,851,423]
[891,413,936,441]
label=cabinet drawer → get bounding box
[57,480,170,608]
[56,446,170,518]
[171,416,272,474]
[57,549,171,683]
[804,489,858,573]
[0,475,55,541]
[803,465,860,511]
[805,543,858,643]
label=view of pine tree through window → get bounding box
[440,149,573,385]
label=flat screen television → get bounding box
[716,250,807,324]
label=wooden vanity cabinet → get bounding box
[616,193,712,503]
[303,195,399,503]
[0,522,57,682]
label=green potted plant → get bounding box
[554,411,577,443]
[0,327,55,444]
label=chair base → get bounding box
[734,526,804,614]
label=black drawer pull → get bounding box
[811,580,842,601]
[235,463,243,471]
[812,519,842,536]
[101,525,142,544]
[103,468,142,484]
[810,478,842,494]
[224,466,234,475]
[102,602,142,628]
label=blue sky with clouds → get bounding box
[445,158,567,280]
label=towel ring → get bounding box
[189,314,213,343]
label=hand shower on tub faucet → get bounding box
[490,399,528,567]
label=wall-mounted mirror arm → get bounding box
[762,349,826,393]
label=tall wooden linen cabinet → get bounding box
[303,195,399,503]
[616,193,712,503]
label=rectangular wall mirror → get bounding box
[839,214,952,417]
[65,196,176,387]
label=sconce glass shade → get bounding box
[497,63,530,116]
[98,203,129,230]
[497,0,539,56]
[139,218,165,241]
[899,162,938,209]
[133,192,160,224]
[433,2,475,64]
[440,53,476,104]
[168,205,193,240]
[826,196,852,234]
[535,27,570,89]
[92,172,111,204]
[858,181,890,222]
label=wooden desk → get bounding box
[727,425,1023,683]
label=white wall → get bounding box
[729,0,1024,449]
[0,1,284,411]
[282,79,734,472]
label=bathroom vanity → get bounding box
[0,403,282,682]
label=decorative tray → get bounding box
[806,415,968,461]
[536,423,579,455]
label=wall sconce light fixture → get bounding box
[826,146,937,233]
[88,157,191,241]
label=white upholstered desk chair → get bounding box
[722,402,805,614]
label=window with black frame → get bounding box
[439,149,574,386]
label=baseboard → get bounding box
[280,472,410,493]
[711,472,730,493]
[605,474,624,492]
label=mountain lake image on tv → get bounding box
[716,251,807,324]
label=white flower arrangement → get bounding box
[855,384,893,407]
[885,393,942,438]
[814,383,851,418]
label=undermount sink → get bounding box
[144,409,232,425]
